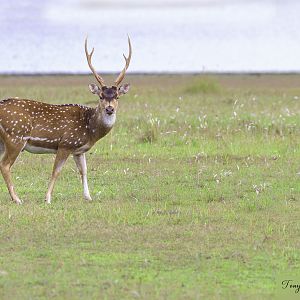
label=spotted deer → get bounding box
[0,37,132,204]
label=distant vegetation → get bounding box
[184,76,221,94]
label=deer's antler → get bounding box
[85,37,106,87]
[114,36,132,86]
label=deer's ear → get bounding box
[119,83,130,95]
[89,83,101,94]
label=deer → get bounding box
[0,36,132,204]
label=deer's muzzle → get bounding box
[105,106,114,115]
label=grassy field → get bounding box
[0,74,299,299]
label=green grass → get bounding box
[184,77,221,94]
[0,74,300,299]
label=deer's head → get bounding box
[85,37,132,117]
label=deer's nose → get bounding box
[105,106,114,115]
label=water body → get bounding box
[0,0,300,73]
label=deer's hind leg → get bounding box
[0,140,26,204]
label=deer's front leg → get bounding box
[73,153,92,201]
[46,148,70,204]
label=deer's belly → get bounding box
[23,136,59,154]
[24,144,57,154]
[73,143,92,155]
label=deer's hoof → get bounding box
[14,198,23,205]
[45,197,51,204]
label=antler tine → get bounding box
[85,37,106,87]
[114,36,132,86]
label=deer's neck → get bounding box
[88,106,116,141]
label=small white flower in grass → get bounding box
[253,185,260,195]
[222,170,232,177]
[0,270,8,276]
[253,183,268,195]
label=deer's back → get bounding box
[0,98,94,153]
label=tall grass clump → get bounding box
[139,116,160,143]
[184,77,221,94]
